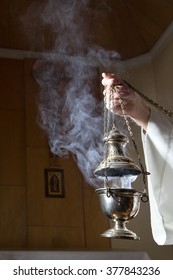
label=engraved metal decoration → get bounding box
[94,127,141,177]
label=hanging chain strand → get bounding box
[109,85,149,201]
[103,91,111,196]
[103,88,119,196]
[124,80,173,120]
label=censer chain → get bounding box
[103,92,111,197]
[124,80,173,120]
[110,86,149,202]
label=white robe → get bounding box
[142,108,173,245]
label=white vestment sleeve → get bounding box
[142,108,173,245]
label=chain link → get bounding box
[103,91,111,196]
[104,85,149,202]
[124,80,173,120]
[108,85,149,200]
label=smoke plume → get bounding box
[22,0,125,188]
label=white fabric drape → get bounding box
[142,108,173,245]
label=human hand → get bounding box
[102,73,151,131]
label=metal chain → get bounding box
[124,80,173,120]
[103,91,111,196]
[109,85,149,201]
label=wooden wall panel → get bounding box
[0,186,27,249]
[28,226,85,249]
[0,57,27,249]
[129,0,173,25]
[0,1,173,60]
[24,59,110,250]
[0,0,9,48]
[24,59,48,148]
[0,55,110,250]
[0,111,26,186]
[26,148,84,227]
[0,58,24,110]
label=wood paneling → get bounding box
[0,186,27,249]
[0,58,24,110]
[28,226,85,249]
[0,58,27,249]
[0,0,9,47]
[0,111,26,186]
[24,59,48,148]
[26,149,84,227]
[0,57,110,250]
[0,0,173,59]
[128,0,173,26]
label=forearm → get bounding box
[131,102,151,131]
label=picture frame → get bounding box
[44,168,65,198]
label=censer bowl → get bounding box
[96,188,142,240]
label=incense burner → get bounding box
[94,128,143,239]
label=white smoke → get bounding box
[21,0,125,188]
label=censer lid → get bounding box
[94,158,141,177]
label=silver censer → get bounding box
[94,128,144,240]
[93,76,173,240]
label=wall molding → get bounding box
[0,21,173,70]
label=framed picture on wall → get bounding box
[44,168,65,198]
